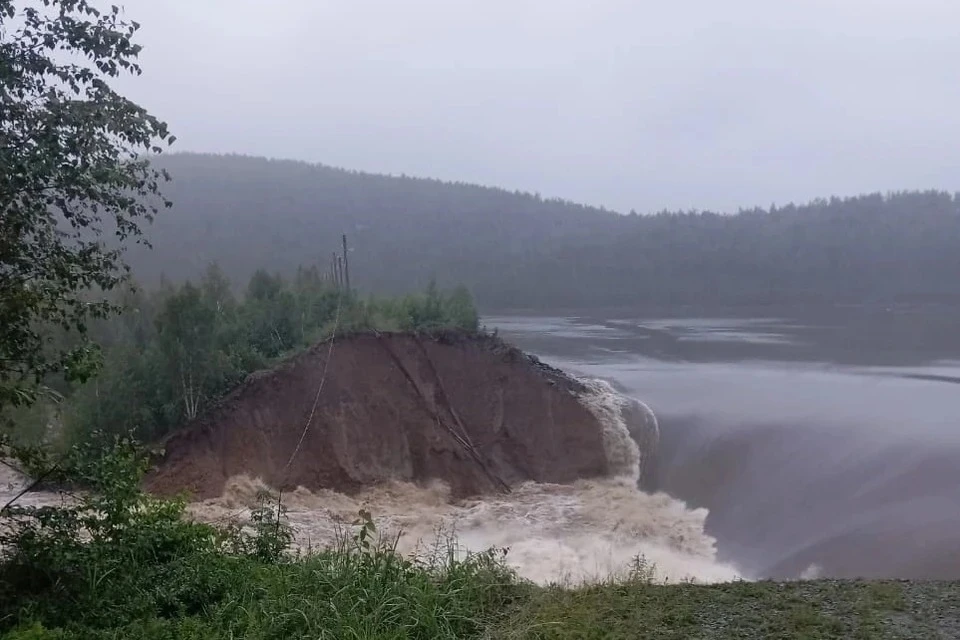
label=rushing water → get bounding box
[487,304,960,580]
[0,366,739,586]
[189,377,738,585]
[6,304,958,583]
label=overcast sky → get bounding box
[114,0,960,213]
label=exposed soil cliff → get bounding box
[146,332,611,499]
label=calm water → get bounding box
[487,306,960,580]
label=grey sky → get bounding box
[115,0,960,213]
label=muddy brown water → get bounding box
[487,304,960,580]
[6,304,959,584]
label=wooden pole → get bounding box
[342,233,351,293]
[331,252,340,289]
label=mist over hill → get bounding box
[131,153,960,309]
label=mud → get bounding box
[146,332,613,499]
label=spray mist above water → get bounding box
[193,378,741,585]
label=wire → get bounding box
[0,464,60,513]
[270,291,343,541]
[0,454,78,514]
[280,290,342,480]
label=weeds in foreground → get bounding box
[0,437,947,639]
[0,436,522,639]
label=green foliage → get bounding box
[443,285,481,333]
[5,268,481,448]
[0,434,222,630]
[0,443,943,639]
[0,0,173,412]
[0,396,57,450]
[219,489,294,563]
[0,440,520,639]
[243,270,300,358]
[0,441,947,639]
[355,280,481,334]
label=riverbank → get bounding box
[5,327,958,638]
[6,540,958,640]
[494,578,960,639]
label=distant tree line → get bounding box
[130,154,960,310]
[487,191,960,308]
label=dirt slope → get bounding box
[146,332,609,499]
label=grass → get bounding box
[492,579,960,640]
[4,529,958,640]
[3,443,960,639]
[4,537,960,640]
[0,532,525,639]
[6,561,959,639]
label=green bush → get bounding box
[0,439,521,639]
[0,435,223,630]
[9,267,482,450]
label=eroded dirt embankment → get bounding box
[146,332,610,499]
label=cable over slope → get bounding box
[145,332,613,499]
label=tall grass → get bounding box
[0,438,523,639]
[1,439,933,639]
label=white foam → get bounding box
[1,380,741,585]
[578,378,643,482]
[191,379,740,585]
[192,476,740,585]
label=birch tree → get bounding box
[0,0,173,414]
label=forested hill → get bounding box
[132,153,960,309]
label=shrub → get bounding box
[0,438,522,638]
[0,434,224,630]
